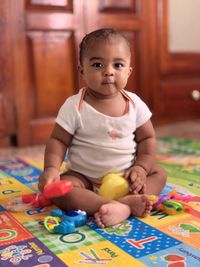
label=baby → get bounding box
[38,28,167,228]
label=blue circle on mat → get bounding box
[38,255,53,263]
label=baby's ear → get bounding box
[128,67,133,77]
[78,65,84,75]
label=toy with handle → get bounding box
[6,180,73,212]
[44,209,87,234]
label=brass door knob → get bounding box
[191,90,200,101]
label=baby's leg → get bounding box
[145,164,167,195]
[52,171,153,228]
[52,170,108,215]
[52,171,133,227]
[119,194,153,217]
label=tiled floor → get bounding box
[155,119,200,140]
[0,145,45,159]
[0,120,199,159]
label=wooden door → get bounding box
[148,0,200,124]
[11,0,153,146]
[0,1,16,146]
[2,0,199,146]
[11,0,85,145]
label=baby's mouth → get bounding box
[102,80,114,85]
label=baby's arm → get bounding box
[38,123,73,192]
[124,120,156,194]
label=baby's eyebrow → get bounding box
[89,57,126,62]
[89,57,103,61]
[114,58,126,62]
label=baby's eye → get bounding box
[92,62,103,68]
[114,63,124,69]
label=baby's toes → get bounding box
[94,213,105,228]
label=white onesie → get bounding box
[56,88,152,180]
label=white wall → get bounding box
[169,0,200,52]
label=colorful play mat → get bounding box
[0,137,200,266]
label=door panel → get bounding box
[12,0,152,146]
[0,1,16,146]
[27,0,70,8]
[27,31,76,118]
[12,0,84,145]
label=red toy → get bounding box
[6,180,73,211]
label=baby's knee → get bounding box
[61,170,93,190]
[63,176,86,189]
[156,165,167,183]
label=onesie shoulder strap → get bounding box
[120,90,135,108]
[77,87,87,112]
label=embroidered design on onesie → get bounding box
[108,130,122,139]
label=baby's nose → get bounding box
[103,66,114,76]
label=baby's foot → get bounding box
[94,201,131,228]
[120,194,153,217]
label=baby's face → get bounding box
[80,38,132,97]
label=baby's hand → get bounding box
[38,167,60,192]
[124,165,147,194]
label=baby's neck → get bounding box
[86,88,119,100]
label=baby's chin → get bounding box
[87,87,119,99]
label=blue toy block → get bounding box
[51,209,63,217]
[46,209,87,234]
[63,210,87,227]
[54,220,75,234]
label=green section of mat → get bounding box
[157,137,200,155]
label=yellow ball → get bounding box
[98,173,129,200]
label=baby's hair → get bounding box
[79,28,131,65]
